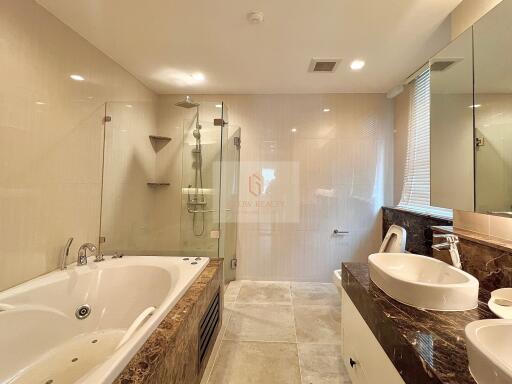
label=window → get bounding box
[398,69,453,219]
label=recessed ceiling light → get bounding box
[70,74,85,81]
[291,128,297,133]
[247,11,264,24]
[35,101,45,105]
[216,104,222,108]
[468,104,482,109]
[191,73,205,82]
[323,108,331,112]
[125,104,133,108]
[350,60,365,71]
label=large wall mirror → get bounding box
[430,0,512,217]
[474,1,512,215]
[430,28,474,212]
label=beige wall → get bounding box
[454,211,512,241]
[451,0,503,39]
[0,0,156,291]
[159,94,394,282]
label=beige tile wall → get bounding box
[0,0,156,291]
[160,94,394,282]
[454,211,512,241]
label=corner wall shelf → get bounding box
[147,182,170,187]
[149,135,172,142]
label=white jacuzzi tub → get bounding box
[0,255,209,384]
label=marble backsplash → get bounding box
[382,207,512,291]
[433,226,512,292]
[382,207,453,256]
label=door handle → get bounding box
[333,229,349,235]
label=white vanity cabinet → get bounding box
[341,289,405,384]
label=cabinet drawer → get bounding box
[341,289,405,384]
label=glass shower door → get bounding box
[219,127,241,282]
[179,103,225,258]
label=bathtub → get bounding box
[0,255,209,384]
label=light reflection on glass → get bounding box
[261,168,276,194]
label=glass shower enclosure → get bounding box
[99,99,240,282]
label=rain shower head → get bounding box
[175,96,199,108]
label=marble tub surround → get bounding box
[342,262,496,384]
[382,207,452,256]
[433,226,512,291]
[201,281,350,384]
[114,259,223,384]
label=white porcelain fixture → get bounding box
[378,224,407,253]
[368,253,479,311]
[333,269,342,295]
[0,256,209,384]
[465,319,512,384]
[333,224,407,298]
[489,288,512,319]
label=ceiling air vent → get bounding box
[430,58,463,72]
[309,58,341,73]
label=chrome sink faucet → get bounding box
[77,243,97,266]
[432,234,462,269]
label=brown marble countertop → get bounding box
[432,225,512,253]
[114,258,223,384]
[342,262,497,384]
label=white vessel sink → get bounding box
[466,320,512,384]
[368,253,479,311]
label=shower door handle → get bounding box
[333,229,349,235]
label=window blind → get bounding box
[398,69,453,219]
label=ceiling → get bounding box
[37,0,462,94]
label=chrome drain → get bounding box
[75,304,91,320]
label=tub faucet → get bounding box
[77,243,97,266]
[60,237,74,270]
[432,234,462,269]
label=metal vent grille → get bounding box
[430,58,462,72]
[309,58,340,72]
[198,291,220,369]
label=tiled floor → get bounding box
[201,281,351,384]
